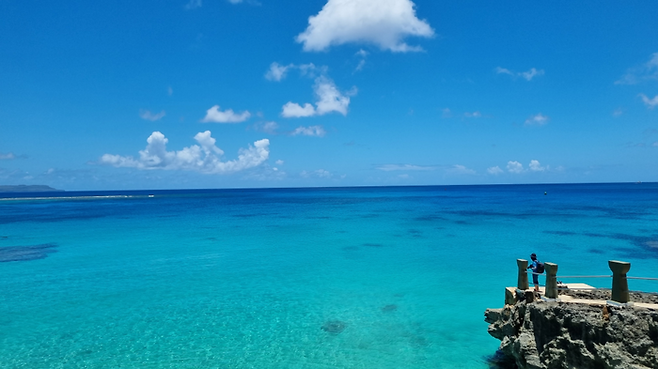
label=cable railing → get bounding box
[515,259,657,304]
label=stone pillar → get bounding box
[608,260,631,303]
[517,259,529,290]
[544,262,558,299]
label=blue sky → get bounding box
[1,0,657,190]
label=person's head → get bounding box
[530,253,537,261]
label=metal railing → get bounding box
[517,259,657,303]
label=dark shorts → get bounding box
[532,273,539,285]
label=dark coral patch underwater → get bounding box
[321,320,347,334]
[0,243,58,262]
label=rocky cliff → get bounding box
[485,291,658,369]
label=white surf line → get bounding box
[0,195,145,201]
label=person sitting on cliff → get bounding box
[527,253,543,292]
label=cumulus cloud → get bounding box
[281,77,354,118]
[275,159,284,165]
[265,62,292,81]
[0,152,16,160]
[377,164,436,171]
[487,166,503,175]
[529,160,546,172]
[496,67,544,81]
[525,113,549,126]
[464,111,481,118]
[282,102,316,118]
[639,94,658,109]
[201,105,251,123]
[296,0,434,52]
[616,53,658,85]
[139,109,166,121]
[507,161,524,173]
[291,125,326,137]
[100,131,269,174]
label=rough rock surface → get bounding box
[485,292,658,369]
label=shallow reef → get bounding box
[0,243,58,262]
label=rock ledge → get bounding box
[485,291,658,369]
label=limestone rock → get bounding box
[485,293,658,369]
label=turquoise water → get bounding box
[1,184,657,368]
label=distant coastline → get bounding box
[0,185,63,193]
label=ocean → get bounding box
[1,183,657,368]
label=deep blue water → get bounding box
[1,183,657,368]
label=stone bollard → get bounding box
[544,262,558,299]
[517,259,529,290]
[608,260,631,303]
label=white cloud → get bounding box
[315,169,332,178]
[265,62,292,81]
[167,86,173,96]
[525,113,549,126]
[281,77,354,118]
[495,67,514,76]
[520,68,544,81]
[616,52,658,85]
[355,49,368,71]
[653,142,658,147]
[266,63,326,81]
[315,77,353,115]
[377,164,436,171]
[185,0,202,9]
[298,63,327,77]
[487,166,503,175]
[139,109,166,121]
[0,152,15,160]
[448,165,476,175]
[228,0,242,3]
[639,94,658,109]
[292,125,326,137]
[275,160,284,165]
[201,105,251,123]
[464,111,481,118]
[296,0,434,52]
[613,108,624,117]
[496,67,544,81]
[441,108,452,118]
[254,121,279,134]
[529,160,546,172]
[507,161,524,173]
[282,102,316,118]
[101,131,269,174]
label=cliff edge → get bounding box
[485,291,658,369]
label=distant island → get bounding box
[0,185,63,193]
